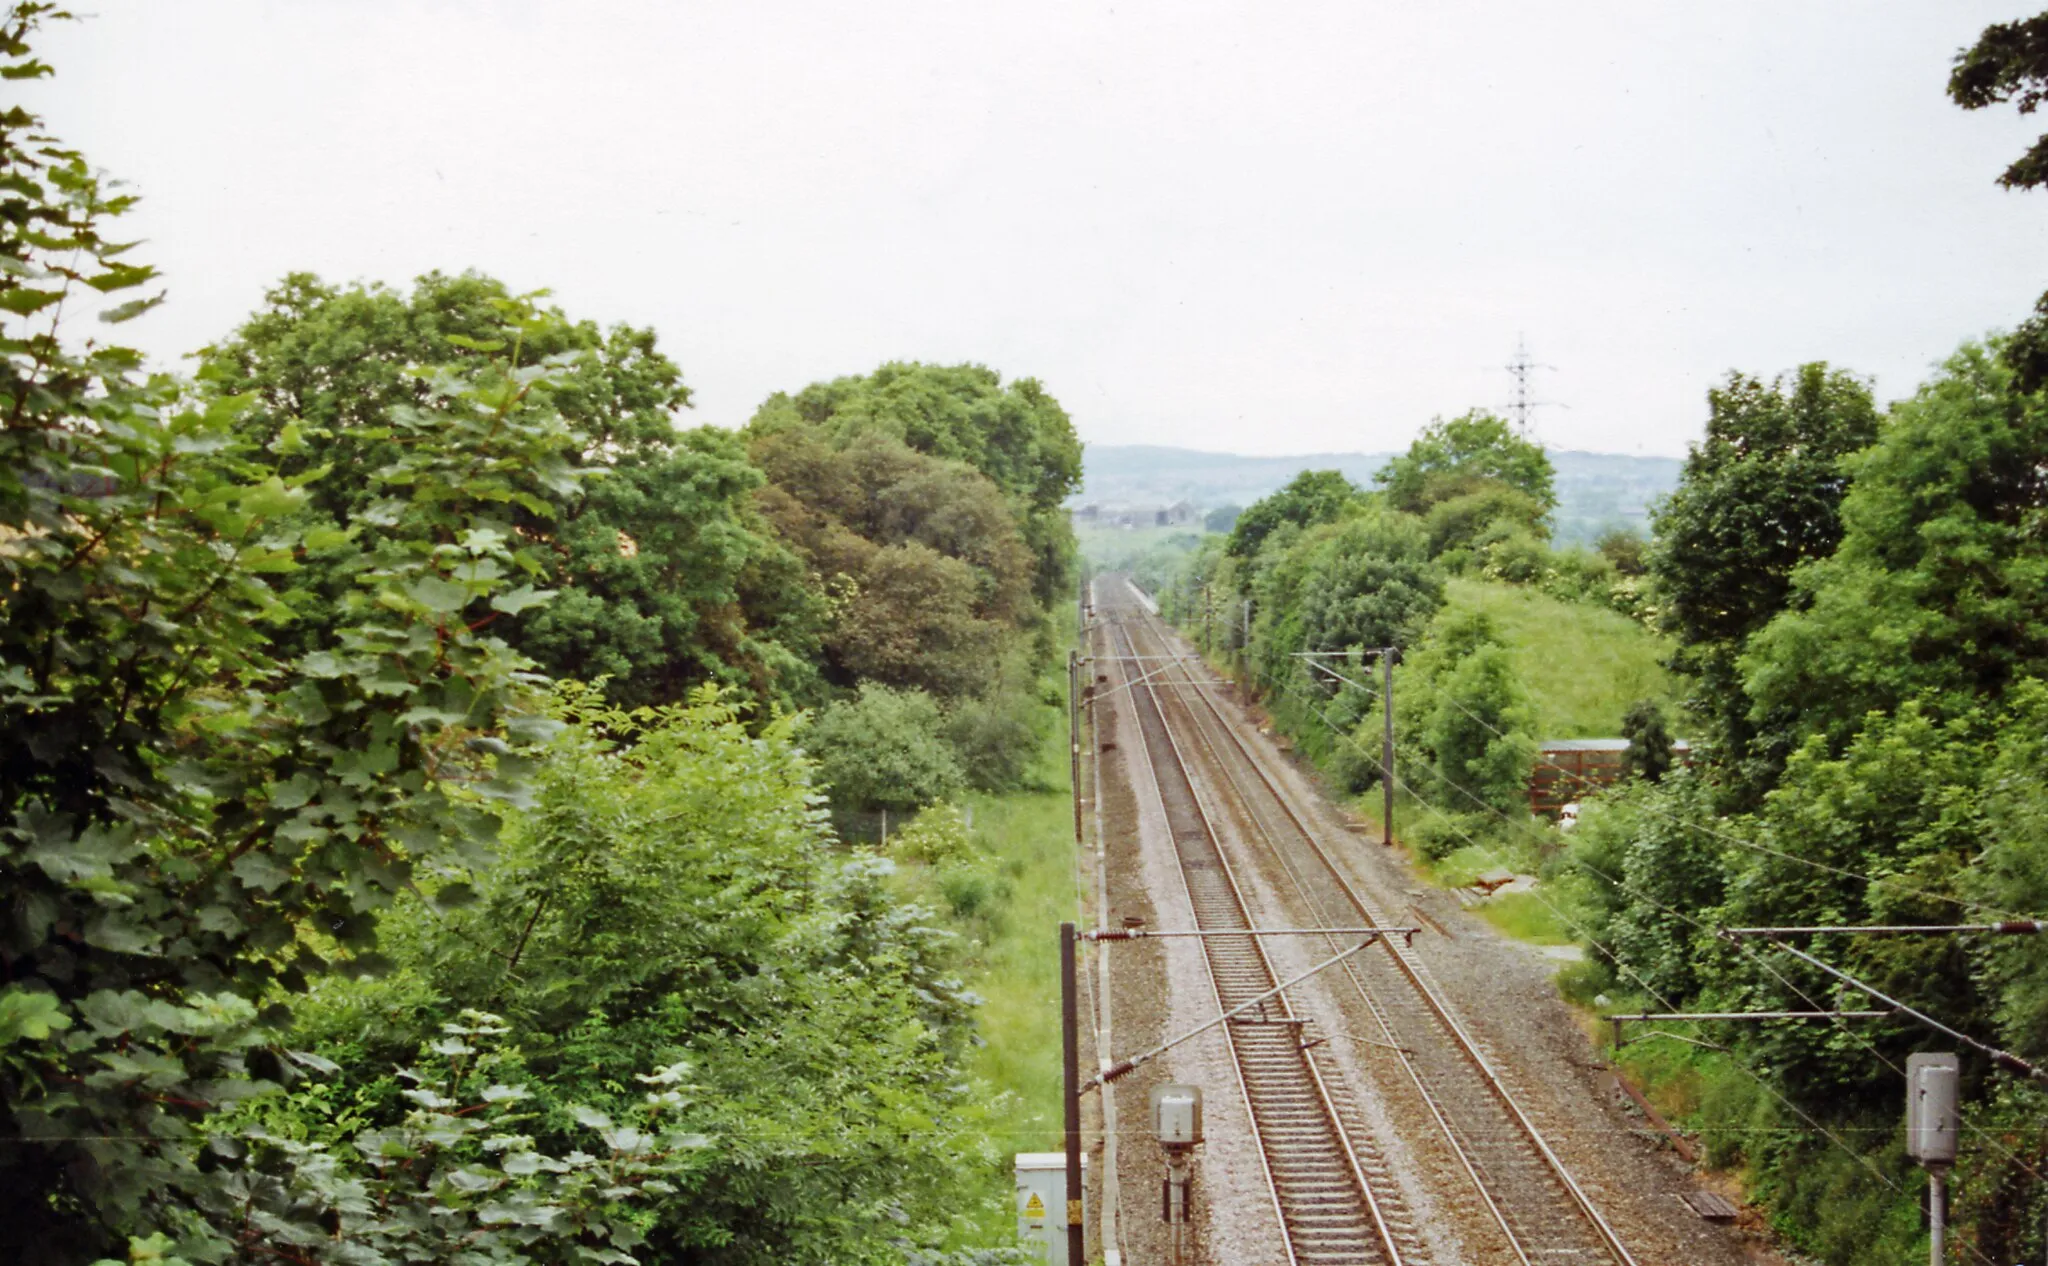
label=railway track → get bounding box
[1099,577,1637,1266]
[1103,614,1421,1265]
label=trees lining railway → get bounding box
[1095,574,1637,1266]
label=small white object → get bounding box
[1557,802,1581,831]
[1905,1052,1959,1166]
[1151,1084,1203,1149]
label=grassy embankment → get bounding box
[882,617,1082,1162]
[955,706,1077,1156]
[1304,577,1678,944]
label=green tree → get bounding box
[1949,11,2048,390]
[1565,775,1725,1003]
[0,19,584,1252]
[1250,510,1442,679]
[201,272,823,712]
[1244,511,1443,772]
[1743,344,2048,753]
[1714,702,1995,1109]
[1594,526,1648,576]
[1649,363,1878,803]
[945,692,1039,792]
[747,361,1082,603]
[805,683,967,818]
[1620,698,1674,782]
[1376,410,1555,516]
[1422,483,1551,561]
[1964,680,2048,1064]
[1224,468,1362,559]
[752,428,1033,700]
[1425,644,1535,817]
[230,689,997,1263]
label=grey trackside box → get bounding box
[1905,1051,1959,1166]
[1151,1083,1203,1150]
[1013,1152,1085,1265]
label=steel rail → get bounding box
[1120,581,1639,1266]
[1129,611,1534,1264]
[1106,613,1410,1266]
[1101,611,1298,1263]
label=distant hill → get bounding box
[1076,444,1682,545]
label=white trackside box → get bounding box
[1151,1083,1204,1149]
[1906,1052,1959,1166]
[1014,1152,1086,1264]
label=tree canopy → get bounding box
[1648,363,1879,802]
[748,361,1081,603]
[201,272,823,712]
[1950,11,2048,390]
[1224,468,1363,559]
[1742,343,2048,750]
[750,428,1031,700]
[1376,409,1555,516]
[0,14,1053,1258]
[0,58,593,1249]
[1949,12,2048,191]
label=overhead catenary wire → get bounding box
[1218,636,2025,1240]
[1205,615,2043,1071]
[1373,652,2048,1173]
[1216,639,1904,1163]
[1398,660,2037,922]
[1370,763,2022,1266]
[1283,649,2048,1195]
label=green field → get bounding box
[1437,576,1679,738]
[1074,521,1210,587]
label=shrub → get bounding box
[1423,484,1551,557]
[1621,698,1675,782]
[1407,811,1487,861]
[891,803,974,866]
[1428,644,1536,816]
[807,683,966,814]
[1476,521,1551,583]
[946,695,1039,792]
[1595,527,1648,576]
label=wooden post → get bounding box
[1068,649,1083,847]
[1061,922,1085,1265]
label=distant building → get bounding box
[1074,500,1207,529]
[1528,738,1692,817]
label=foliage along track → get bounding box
[1103,575,1639,1266]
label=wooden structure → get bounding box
[1529,738,1691,817]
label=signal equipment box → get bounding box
[1905,1052,1959,1167]
[1151,1084,1204,1151]
[1013,1152,1086,1264]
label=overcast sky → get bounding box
[29,2,2048,457]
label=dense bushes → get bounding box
[0,15,1065,1258]
[1560,345,2048,1262]
[222,689,1000,1263]
[1164,341,2048,1261]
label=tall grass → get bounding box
[892,613,1083,1156]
